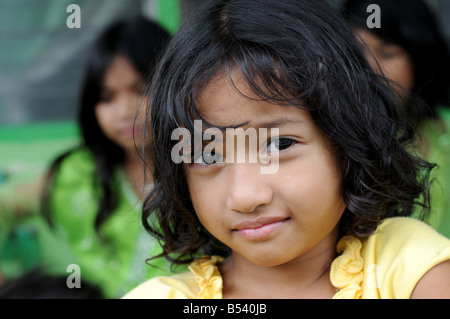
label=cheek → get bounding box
[393,59,414,92]
[379,58,414,92]
[135,97,148,120]
[366,54,380,74]
[186,174,214,221]
[186,173,229,239]
[284,151,345,223]
[289,175,344,217]
[95,105,122,146]
[95,106,111,134]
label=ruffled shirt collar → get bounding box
[188,236,364,299]
[330,236,364,299]
[189,255,224,299]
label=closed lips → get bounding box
[232,217,290,231]
[232,217,290,241]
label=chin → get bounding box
[242,250,294,268]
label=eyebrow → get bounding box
[255,118,304,129]
[205,118,304,132]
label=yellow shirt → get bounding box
[123,217,450,299]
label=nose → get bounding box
[116,92,139,119]
[225,163,273,213]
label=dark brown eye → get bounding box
[267,138,295,152]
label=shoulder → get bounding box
[122,272,199,299]
[367,217,450,260]
[362,217,450,298]
[51,148,97,194]
[55,148,95,178]
[370,217,450,248]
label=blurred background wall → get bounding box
[0,0,180,190]
[0,0,449,126]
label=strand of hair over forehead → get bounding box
[170,0,372,131]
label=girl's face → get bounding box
[95,55,147,153]
[185,71,346,267]
[356,29,414,95]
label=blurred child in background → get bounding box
[342,0,450,238]
[39,16,175,298]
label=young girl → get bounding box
[124,0,450,299]
[41,17,175,298]
[341,0,450,239]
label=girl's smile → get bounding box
[185,70,347,269]
[231,216,291,241]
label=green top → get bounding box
[421,106,450,238]
[48,148,175,298]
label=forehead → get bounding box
[103,55,142,88]
[196,69,310,128]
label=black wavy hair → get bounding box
[42,16,171,231]
[143,0,435,265]
[341,0,450,118]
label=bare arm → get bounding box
[411,260,450,299]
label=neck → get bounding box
[220,232,339,299]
